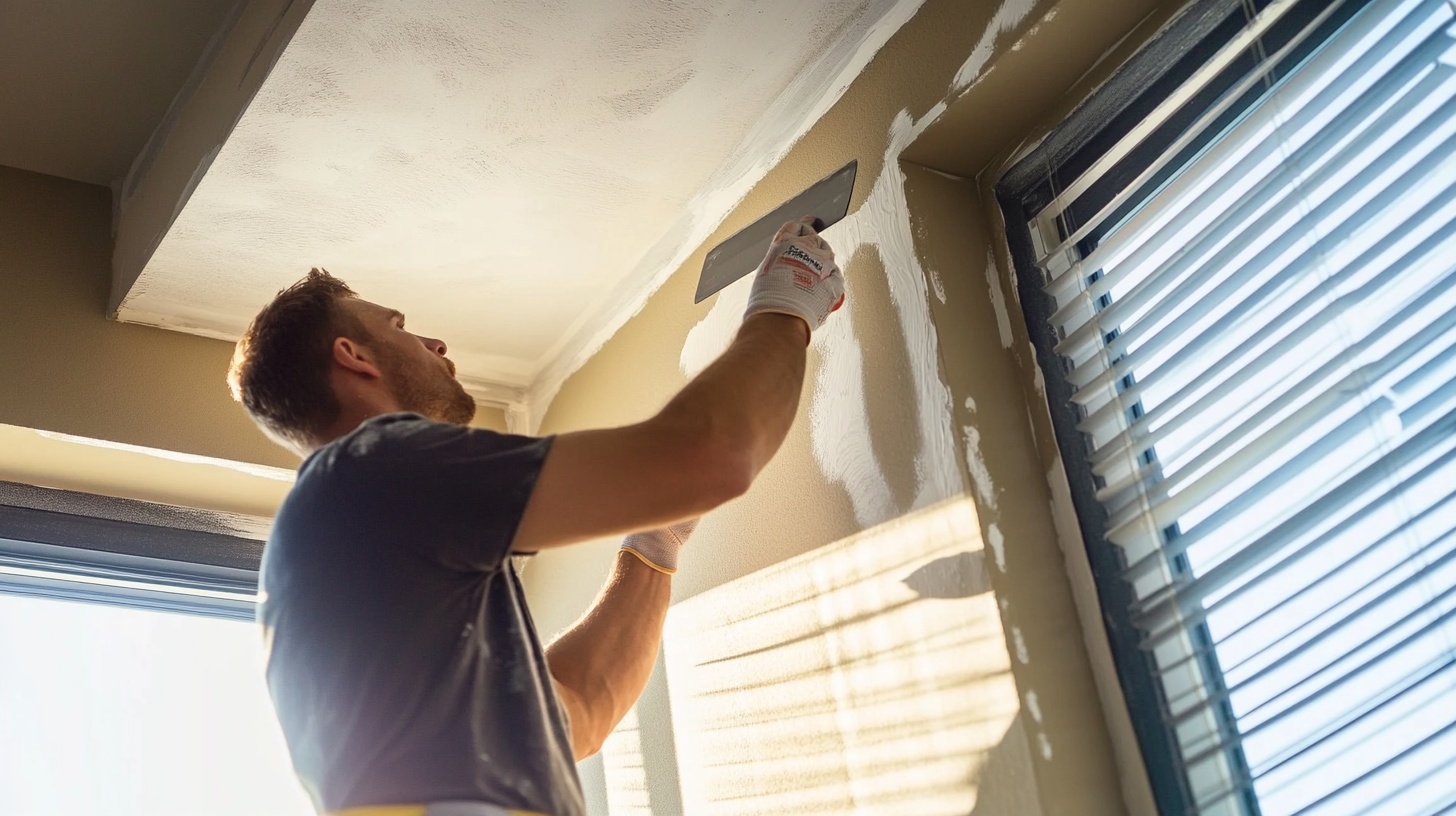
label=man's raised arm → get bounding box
[510,217,844,552]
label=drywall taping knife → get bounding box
[694,160,858,304]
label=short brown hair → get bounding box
[228,268,366,451]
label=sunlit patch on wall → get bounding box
[659,498,1020,814]
[601,705,652,815]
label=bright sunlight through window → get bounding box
[0,593,313,816]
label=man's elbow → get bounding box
[651,409,756,512]
[684,432,755,511]
[573,730,607,761]
[553,675,611,760]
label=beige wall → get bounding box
[0,165,293,469]
[0,164,506,517]
[526,0,1187,813]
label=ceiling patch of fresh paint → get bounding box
[121,0,924,396]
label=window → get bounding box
[0,497,311,816]
[998,0,1456,813]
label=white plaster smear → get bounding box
[809,106,978,527]
[928,267,947,303]
[962,423,1000,512]
[684,104,964,529]
[985,247,1015,348]
[951,0,1042,93]
[1011,626,1031,664]
[987,522,1007,572]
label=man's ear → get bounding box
[333,337,383,380]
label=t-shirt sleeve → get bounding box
[361,415,554,573]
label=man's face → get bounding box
[345,299,477,425]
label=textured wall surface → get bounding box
[122,0,926,395]
[0,167,293,470]
[523,0,1177,812]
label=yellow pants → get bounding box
[329,806,547,816]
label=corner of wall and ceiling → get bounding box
[456,377,532,434]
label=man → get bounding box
[227,217,845,816]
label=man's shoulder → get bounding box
[336,411,438,455]
[295,413,450,476]
[276,416,427,518]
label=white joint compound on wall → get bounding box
[962,423,1000,512]
[683,104,973,528]
[987,522,1008,572]
[985,247,1016,348]
[1011,626,1031,664]
[928,267,947,303]
[1025,689,1044,723]
[683,98,1007,529]
[951,0,1042,93]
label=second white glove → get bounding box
[743,216,845,333]
[621,519,699,574]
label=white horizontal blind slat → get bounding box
[1097,269,1456,528]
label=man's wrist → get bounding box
[743,311,811,345]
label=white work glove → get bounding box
[743,216,845,333]
[621,519,699,574]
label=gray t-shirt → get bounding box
[259,413,583,815]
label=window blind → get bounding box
[0,537,259,621]
[1022,0,1456,813]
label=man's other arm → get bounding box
[546,547,675,759]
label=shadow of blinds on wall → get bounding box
[1003,0,1456,813]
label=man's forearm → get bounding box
[658,312,809,480]
[546,552,672,759]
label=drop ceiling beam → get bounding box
[109,0,316,316]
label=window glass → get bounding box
[0,593,312,816]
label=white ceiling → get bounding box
[0,0,239,185]
[118,0,917,404]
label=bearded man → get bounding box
[227,218,844,816]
